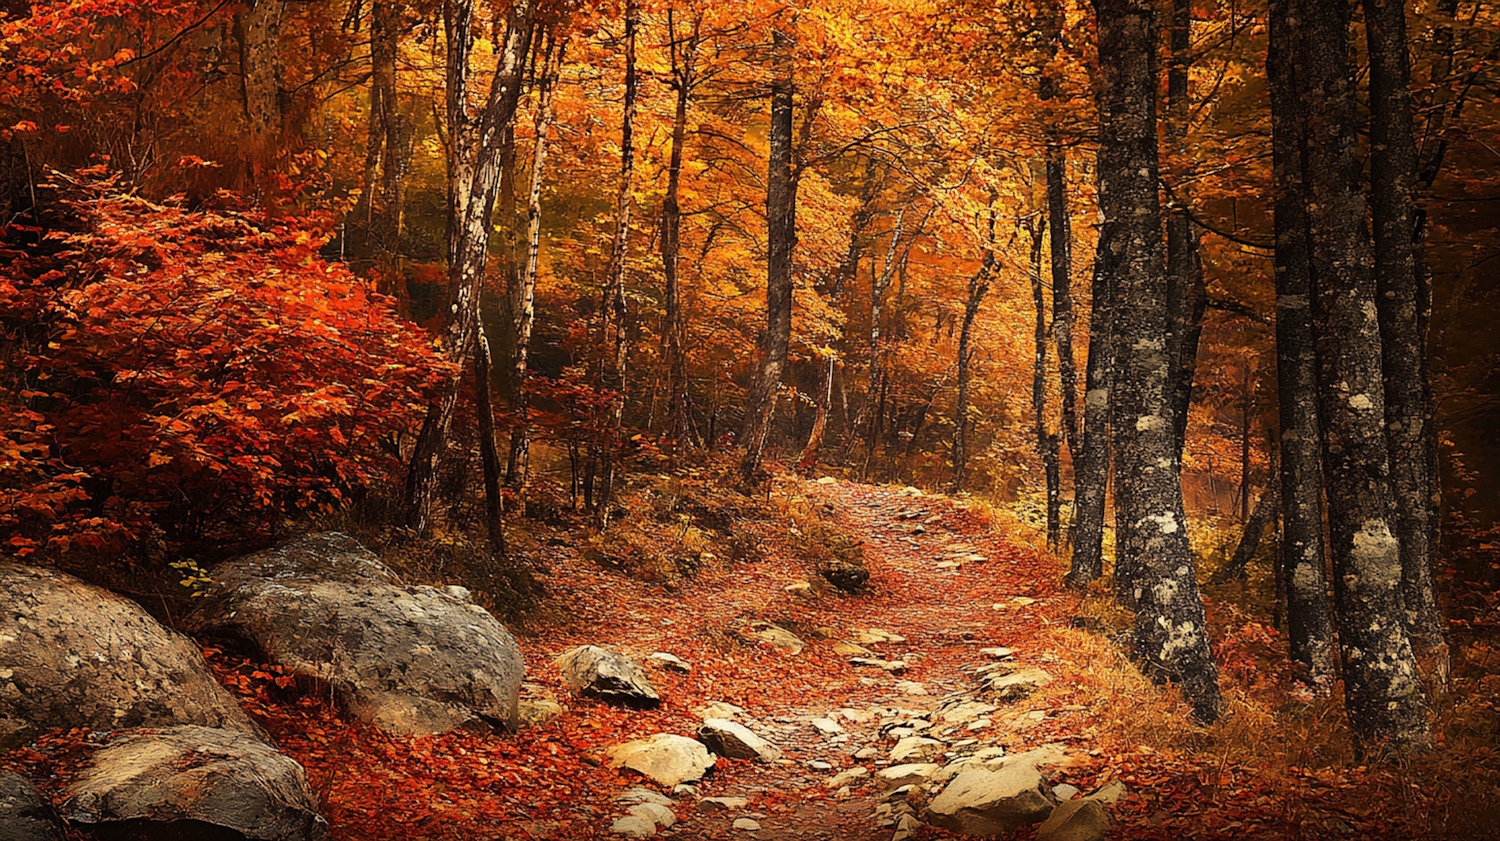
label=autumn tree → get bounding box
[1095,0,1220,722]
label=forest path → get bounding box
[539,476,1095,841]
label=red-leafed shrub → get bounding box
[0,172,449,566]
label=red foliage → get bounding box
[0,172,449,562]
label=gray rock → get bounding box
[811,717,844,735]
[606,734,715,787]
[698,796,749,812]
[732,817,762,831]
[747,623,804,655]
[648,652,692,673]
[699,718,783,762]
[62,725,327,841]
[611,815,657,838]
[0,563,257,734]
[187,533,524,735]
[982,668,1053,700]
[936,700,997,725]
[824,767,870,788]
[627,802,676,828]
[1036,798,1111,841]
[894,680,927,695]
[925,764,1056,836]
[0,772,63,841]
[892,813,921,841]
[1052,783,1081,801]
[555,646,660,708]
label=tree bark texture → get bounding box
[741,37,797,482]
[1210,462,1279,585]
[1029,217,1061,552]
[1269,0,1336,684]
[597,0,639,523]
[951,209,997,495]
[1363,0,1448,685]
[1296,0,1428,749]
[661,12,699,453]
[402,0,537,532]
[1164,0,1206,461]
[1096,0,1220,723]
[506,34,564,489]
[1066,221,1114,585]
[235,0,284,167]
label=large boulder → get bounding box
[606,734,716,788]
[1036,799,1111,841]
[555,646,660,707]
[0,772,64,841]
[62,725,327,841]
[187,533,524,736]
[0,563,256,734]
[925,764,1057,837]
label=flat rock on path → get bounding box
[925,763,1058,837]
[62,725,327,841]
[187,532,524,736]
[0,562,257,735]
[699,718,783,762]
[606,734,716,788]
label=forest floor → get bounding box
[11,473,1496,841]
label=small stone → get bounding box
[785,582,813,598]
[617,787,675,807]
[606,734,716,787]
[811,717,844,735]
[808,760,833,770]
[748,623,805,655]
[816,476,837,485]
[855,747,880,759]
[1053,784,1081,801]
[732,817,762,831]
[611,815,657,838]
[877,763,939,790]
[648,652,693,673]
[893,813,921,841]
[894,681,927,696]
[700,718,783,763]
[1087,780,1129,805]
[1036,798,1111,841]
[967,719,992,732]
[980,647,1015,660]
[834,641,875,657]
[697,701,746,721]
[883,661,910,674]
[889,736,943,762]
[855,629,907,645]
[628,803,676,828]
[839,707,877,724]
[699,796,750,812]
[517,699,565,729]
[824,767,870,788]
[673,784,699,797]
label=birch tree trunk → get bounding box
[597,0,640,524]
[402,0,537,532]
[1296,0,1428,750]
[1097,0,1220,723]
[1364,0,1448,688]
[1268,0,1336,685]
[740,34,798,482]
[507,34,564,489]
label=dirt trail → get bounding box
[525,476,1089,841]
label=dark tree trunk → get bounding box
[597,0,640,524]
[507,33,563,489]
[951,210,997,495]
[1296,0,1428,750]
[740,35,797,483]
[1038,26,1077,465]
[1028,217,1061,552]
[1239,363,1253,522]
[1268,0,1336,684]
[1164,0,1206,460]
[402,0,537,532]
[475,330,505,549]
[1364,0,1448,687]
[1097,0,1220,723]
[235,0,283,178]
[1066,225,1114,585]
[660,11,699,453]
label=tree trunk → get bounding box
[1239,362,1253,522]
[402,0,537,532]
[475,329,505,549]
[951,223,996,495]
[661,11,699,453]
[1038,21,1077,465]
[506,34,563,489]
[1097,0,1220,723]
[1296,0,1428,750]
[1066,223,1115,585]
[597,0,640,524]
[235,0,283,173]
[1269,2,1335,684]
[1028,217,1061,552]
[1364,0,1448,688]
[1164,0,1206,461]
[740,37,798,482]
[797,354,834,473]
